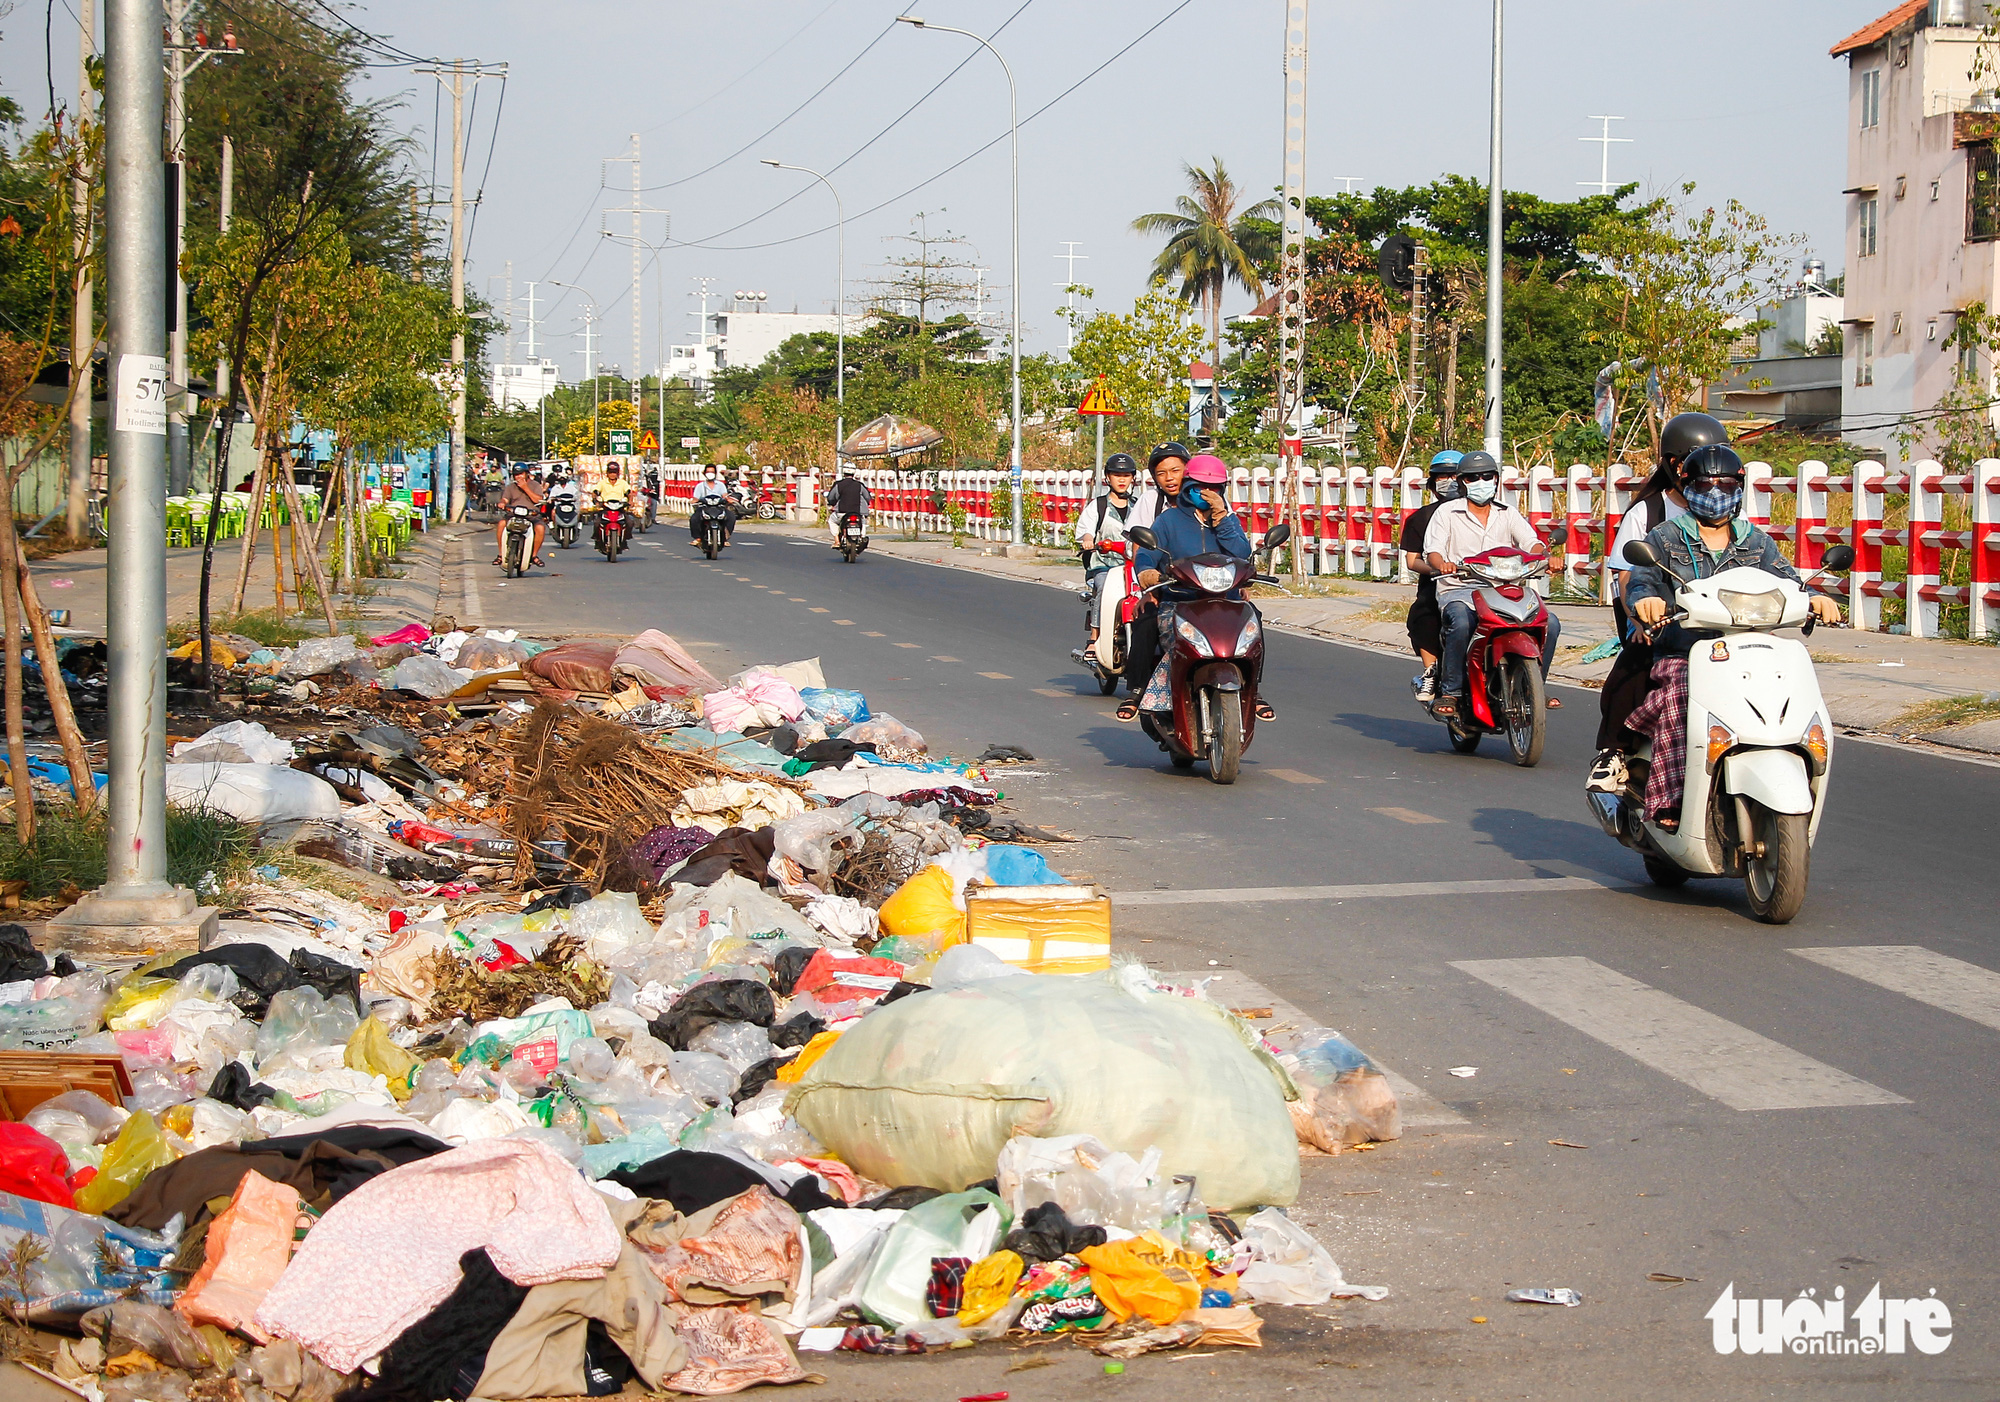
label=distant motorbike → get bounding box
[836,512,868,564]
[1416,546,1553,766]
[594,501,630,563]
[754,483,783,520]
[1587,541,1853,924]
[693,498,733,559]
[500,505,535,578]
[549,493,581,549]
[1124,524,1289,784]
[1070,538,1137,696]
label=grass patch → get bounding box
[1350,598,1412,626]
[166,608,374,648]
[1889,694,2000,734]
[0,800,259,898]
[1809,651,1859,665]
[1249,578,1359,599]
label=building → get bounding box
[666,295,843,391]
[487,358,561,411]
[1707,268,1847,431]
[1832,0,2000,455]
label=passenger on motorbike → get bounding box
[690,467,734,542]
[1403,450,1462,702]
[1423,450,1562,720]
[826,463,871,540]
[1621,443,1842,831]
[1076,454,1143,641]
[1118,443,1191,704]
[492,464,546,568]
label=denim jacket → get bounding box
[1625,515,1802,656]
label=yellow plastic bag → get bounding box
[776,1030,842,1084]
[75,1110,178,1216]
[956,1249,1026,1327]
[170,639,237,669]
[876,865,964,944]
[105,976,180,1031]
[345,1018,420,1100]
[1078,1238,1202,1325]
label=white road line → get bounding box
[1791,945,2000,1033]
[1110,876,1625,906]
[460,542,483,623]
[1450,956,1906,1111]
[1170,970,1467,1127]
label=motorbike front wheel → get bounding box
[703,535,719,559]
[1502,657,1547,767]
[1206,688,1243,785]
[1743,801,1811,924]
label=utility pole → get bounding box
[523,280,539,360]
[1054,241,1086,350]
[1577,115,1630,196]
[66,0,97,540]
[689,277,717,395]
[1484,0,1505,457]
[603,135,668,426]
[1275,0,1310,576]
[1408,241,1428,411]
[503,259,515,362]
[54,0,213,946]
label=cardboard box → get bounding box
[964,884,1112,975]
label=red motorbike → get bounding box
[594,501,630,563]
[1418,545,1551,766]
[1125,524,1289,784]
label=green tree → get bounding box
[1043,287,1207,455]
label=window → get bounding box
[1861,69,1882,128]
[1858,197,1879,256]
[1961,337,1980,381]
[1971,145,2000,241]
[1933,179,1942,201]
[1856,327,1875,387]
[1895,175,1908,199]
[1892,311,1904,336]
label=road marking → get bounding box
[789,597,807,603]
[1031,687,1075,698]
[1112,876,1624,906]
[1262,768,1323,785]
[734,576,751,581]
[978,671,1013,679]
[894,642,921,649]
[1370,806,1444,824]
[1791,946,2000,1033]
[834,619,855,625]
[863,632,885,638]
[931,655,961,662]
[809,607,830,614]
[1450,956,1906,1111]
[460,544,483,623]
[1170,970,1467,1127]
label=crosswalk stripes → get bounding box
[1449,956,1907,1111]
[1791,945,2000,1034]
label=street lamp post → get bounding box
[549,280,600,455]
[760,160,845,471]
[897,15,1023,546]
[1484,0,1505,457]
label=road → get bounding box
[477,519,2000,1400]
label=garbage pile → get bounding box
[0,619,1401,1396]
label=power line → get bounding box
[637,0,851,136]
[465,70,507,256]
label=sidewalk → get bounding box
[850,529,2000,759]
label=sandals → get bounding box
[1433,695,1459,719]
[491,555,502,566]
[1547,697,1563,710]
[1255,702,1276,722]
[1115,700,1140,722]
[531,557,546,569]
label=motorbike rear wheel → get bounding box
[1206,689,1243,785]
[1446,719,1481,753]
[1096,671,1118,696]
[1743,801,1811,924]
[1502,657,1547,767]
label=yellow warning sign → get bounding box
[1078,381,1125,417]
[638,430,659,451]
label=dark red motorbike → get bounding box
[594,502,630,563]
[1125,524,1289,785]
[1417,545,1551,766]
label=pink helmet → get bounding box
[1184,454,1230,485]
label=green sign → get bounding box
[606,430,634,455]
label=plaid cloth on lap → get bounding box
[925,1256,974,1318]
[1626,654,1691,818]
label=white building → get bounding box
[488,358,561,410]
[1833,0,2000,455]
[666,299,842,391]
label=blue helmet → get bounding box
[1428,450,1464,477]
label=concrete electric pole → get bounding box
[602,136,667,425]
[66,0,97,541]
[1484,0,1505,457]
[1275,0,1309,576]
[1054,241,1086,351]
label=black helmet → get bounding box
[1678,442,1745,485]
[1104,453,1138,476]
[1456,449,1500,477]
[1658,412,1729,468]
[1147,441,1190,471]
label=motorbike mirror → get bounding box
[1820,544,1856,572]
[1622,539,1662,568]
[1262,522,1292,551]
[1126,526,1159,552]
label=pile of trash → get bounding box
[0,621,1402,1396]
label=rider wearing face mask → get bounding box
[1403,450,1462,702]
[1118,443,1192,704]
[1621,443,1842,831]
[690,466,733,543]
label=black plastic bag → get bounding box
[1001,1201,1108,1264]
[648,979,776,1049]
[769,947,817,999]
[206,1062,280,1111]
[730,1056,785,1106]
[0,924,48,983]
[768,1010,825,1049]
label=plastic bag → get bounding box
[994,1134,1163,1231]
[0,1122,73,1207]
[956,1249,1025,1327]
[453,636,530,672]
[1077,1238,1202,1325]
[775,1030,840,1085]
[80,1298,215,1371]
[612,629,724,695]
[788,970,1298,1213]
[24,1089,126,1150]
[771,810,865,882]
[176,1170,302,1339]
[171,720,294,766]
[688,1020,773,1074]
[105,975,180,1031]
[344,1018,420,1098]
[796,687,869,733]
[526,638,620,694]
[565,891,654,959]
[164,764,341,825]
[276,634,360,681]
[386,653,470,699]
[857,1189,1008,1329]
[843,714,925,760]
[1284,1028,1400,1150]
[1237,1207,1386,1304]
[982,845,1066,887]
[928,943,1026,992]
[876,865,965,944]
[74,1111,177,1215]
[461,1006,596,1072]
[369,622,431,647]
[254,987,360,1065]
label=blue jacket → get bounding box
[1625,515,1802,656]
[1136,501,1252,602]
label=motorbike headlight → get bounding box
[1803,714,1829,770]
[1174,615,1215,657]
[1718,587,1785,627]
[1193,563,1238,594]
[1235,613,1262,653]
[1706,716,1736,771]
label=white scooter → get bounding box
[1586,541,1853,924]
[1069,539,1134,696]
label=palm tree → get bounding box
[1133,159,1280,435]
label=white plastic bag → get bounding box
[165,763,340,824]
[171,720,294,765]
[995,1133,1164,1231]
[1238,1207,1387,1304]
[278,634,360,680]
[801,1208,903,1327]
[565,891,654,959]
[857,1189,1006,1328]
[388,653,472,698]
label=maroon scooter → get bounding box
[1125,524,1289,784]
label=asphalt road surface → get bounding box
[479,519,2000,1400]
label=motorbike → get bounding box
[1586,541,1853,924]
[754,483,783,520]
[594,500,630,563]
[1069,538,1137,696]
[630,484,655,534]
[1123,523,1289,785]
[500,504,535,578]
[1415,546,1553,766]
[693,498,733,559]
[549,493,581,549]
[835,512,868,564]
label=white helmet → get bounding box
[840,462,857,476]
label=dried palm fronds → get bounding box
[416,931,609,1021]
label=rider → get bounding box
[596,461,635,547]
[1423,449,1562,720]
[689,465,734,543]
[826,462,871,541]
[1402,450,1463,702]
[1118,443,1191,704]
[492,463,546,568]
[1588,410,1729,792]
[1622,443,1842,830]
[1076,453,1144,643]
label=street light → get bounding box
[896,15,1023,546]
[548,280,600,456]
[1484,0,1504,456]
[761,159,846,470]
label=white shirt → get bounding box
[1608,493,1689,572]
[1421,499,1543,591]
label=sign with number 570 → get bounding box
[114,354,169,436]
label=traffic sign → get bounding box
[606,429,634,455]
[681,436,702,449]
[1077,380,1124,417]
[638,430,659,451]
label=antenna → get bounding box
[1054,241,1087,350]
[1578,115,1631,196]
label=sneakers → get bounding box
[1414,667,1439,703]
[1586,748,1629,794]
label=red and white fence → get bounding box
[653,459,2000,639]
